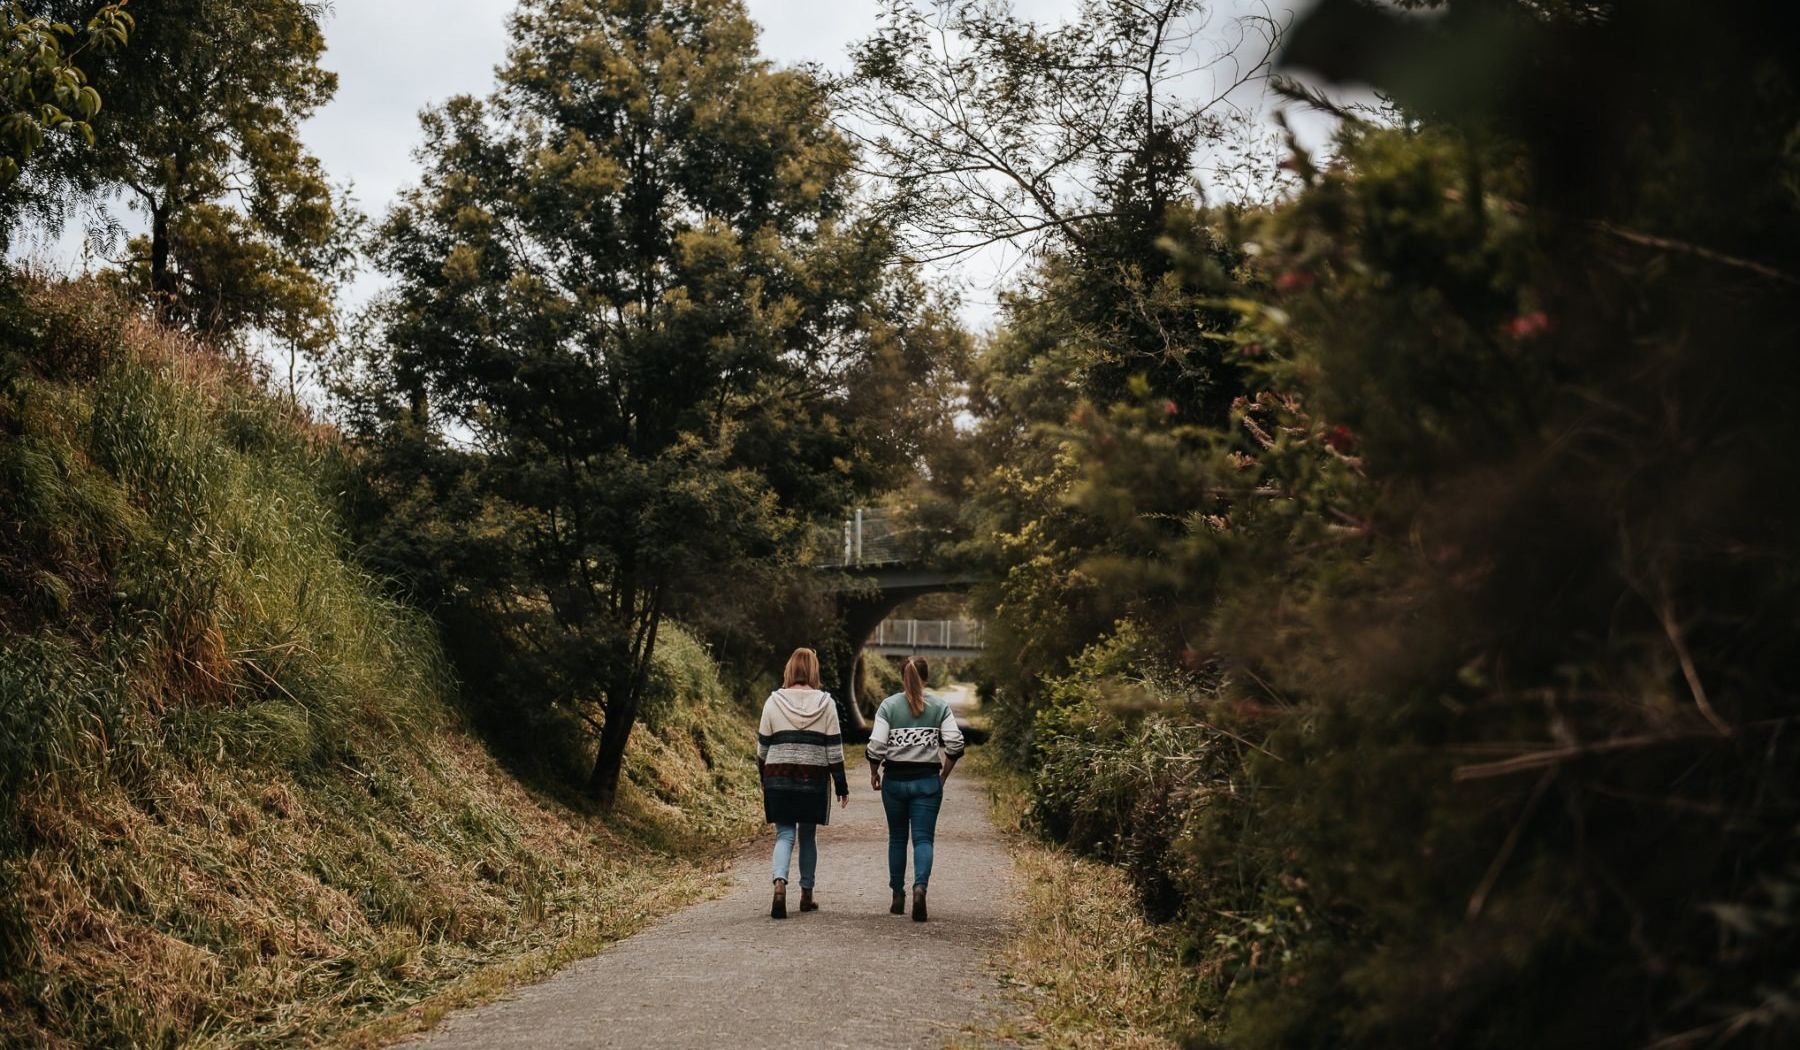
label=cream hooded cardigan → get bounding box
[756,687,849,825]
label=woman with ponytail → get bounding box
[863,656,965,921]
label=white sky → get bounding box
[308,0,897,253]
[20,0,1337,331]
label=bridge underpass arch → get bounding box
[833,574,982,737]
[819,509,986,740]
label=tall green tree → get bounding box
[53,0,351,358]
[359,0,943,806]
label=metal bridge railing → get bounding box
[868,618,985,652]
[818,507,910,568]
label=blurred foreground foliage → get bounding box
[957,1,1800,1045]
[0,3,131,190]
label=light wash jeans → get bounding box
[881,775,944,890]
[771,823,817,889]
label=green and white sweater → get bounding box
[865,692,965,781]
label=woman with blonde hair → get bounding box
[756,647,848,918]
[865,656,965,922]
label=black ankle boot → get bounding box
[799,887,817,912]
[890,890,905,915]
[771,879,787,919]
[912,885,928,923]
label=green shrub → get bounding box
[859,649,901,701]
[1022,623,1305,1025]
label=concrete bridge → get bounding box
[820,508,984,736]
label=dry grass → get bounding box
[0,281,763,1048]
[959,750,1203,1049]
[9,725,757,1049]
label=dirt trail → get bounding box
[408,686,1017,1049]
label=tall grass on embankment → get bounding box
[0,280,761,1048]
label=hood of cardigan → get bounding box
[766,687,835,731]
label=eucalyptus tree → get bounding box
[845,0,1284,425]
[367,0,944,806]
[849,2,1282,715]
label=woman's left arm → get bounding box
[939,706,966,783]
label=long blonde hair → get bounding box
[902,656,929,717]
[783,647,822,689]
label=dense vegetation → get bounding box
[910,0,1800,1046]
[4,0,1797,1045]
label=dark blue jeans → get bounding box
[881,775,944,890]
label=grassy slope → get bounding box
[0,284,761,1048]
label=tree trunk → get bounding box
[150,203,177,325]
[587,584,665,809]
[586,673,638,811]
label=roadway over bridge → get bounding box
[819,508,985,736]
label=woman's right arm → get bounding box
[755,700,772,774]
[866,701,891,789]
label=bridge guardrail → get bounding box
[868,618,985,652]
[818,507,909,568]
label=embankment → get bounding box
[0,282,760,1048]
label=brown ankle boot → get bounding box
[771,879,787,919]
[912,885,928,923]
[799,887,817,912]
[890,890,905,915]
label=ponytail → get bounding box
[902,656,929,717]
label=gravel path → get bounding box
[409,689,1017,1049]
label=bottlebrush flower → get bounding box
[1505,311,1552,340]
[1275,270,1316,293]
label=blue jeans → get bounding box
[881,776,944,890]
[771,823,816,889]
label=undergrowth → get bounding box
[965,748,1205,1050]
[0,280,761,1048]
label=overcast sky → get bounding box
[308,0,914,242]
[22,0,1334,328]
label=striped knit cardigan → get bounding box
[756,687,849,825]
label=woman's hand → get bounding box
[869,769,882,791]
[838,793,850,810]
